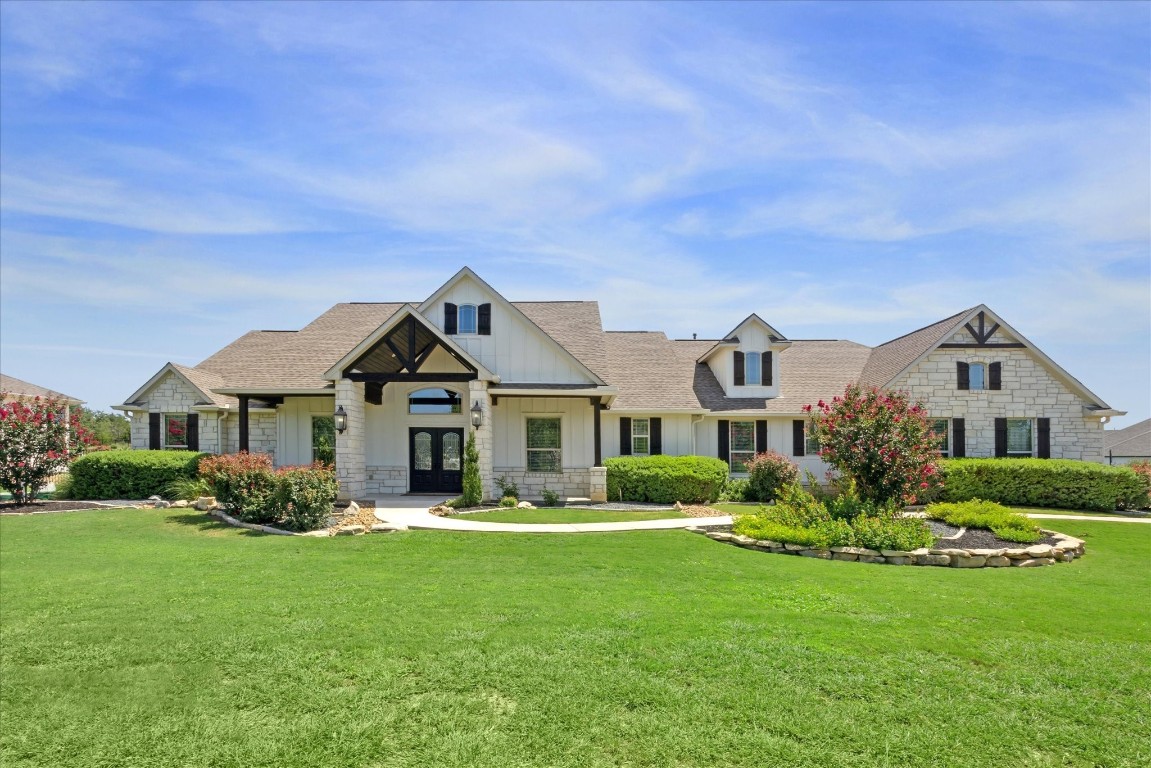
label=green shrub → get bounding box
[198,452,278,524]
[495,476,519,500]
[940,458,1147,511]
[1129,461,1151,509]
[499,496,517,508]
[462,432,482,507]
[851,516,935,551]
[605,455,729,504]
[68,450,207,500]
[926,499,1042,544]
[745,451,799,502]
[274,465,338,532]
[163,475,213,501]
[541,487,560,507]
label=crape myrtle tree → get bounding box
[0,394,95,504]
[804,383,942,506]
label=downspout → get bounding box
[218,409,228,454]
[690,413,706,454]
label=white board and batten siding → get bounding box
[427,275,595,384]
[603,413,696,458]
[706,322,783,399]
[277,397,337,466]
[364,383,470,467]
[491,397,595,469]
[695,415,828,475]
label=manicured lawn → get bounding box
[2,509,1149,767]
[462,507,688,524]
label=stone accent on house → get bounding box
[335,379,366,500]
[365,466,407,495]
[589,466,607,503]
[893,347,1105,461]
[492,467,592,501]
[130,371,213,449]
[692,527,1086,568]
[246,412,277,462]
[468,379,494,501]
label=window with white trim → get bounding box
[929,418,949,457]
[969,362,986,391]
[526,417,561,472]
[164,414,188,449]
[632,417,650,456]
[804,425,820,455]
[745,352,762,386]
[457,304,478,335]
[730,421,756,473]
[1007,418,1032,457]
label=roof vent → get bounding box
[693,333,697,340]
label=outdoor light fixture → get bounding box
[470,400,483,428]
[334,405,348,434]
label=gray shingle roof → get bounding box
[858,308,975,388]
[1104,419,1151,458]
[514,302,608,381]
[0,373,83,404]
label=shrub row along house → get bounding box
[116,268,1124,501]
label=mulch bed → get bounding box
[939,528,1060,550]
[0,501,110,515]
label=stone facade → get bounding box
[492,467,592,501]
[894,345,1106,461]
[335,379,366,500]
[469,379,494,501]
[365,466,407,495]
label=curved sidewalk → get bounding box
[371,497,732,533]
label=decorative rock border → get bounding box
[208,507,407,537]
[687,527,1085,567]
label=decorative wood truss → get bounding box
[939,311,1024,349]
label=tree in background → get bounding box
[1,395,95,504]
[805,384,941,506]
[78,407,131,447]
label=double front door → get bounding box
[409,427,464,494]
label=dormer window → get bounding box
[745,352,762,385]
[458,304,478,335]
[733,351,773,387]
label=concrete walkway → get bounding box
[371,495,732,532]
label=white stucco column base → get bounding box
[335,379,366,501]
[468,379,494,502]
[589,466,608,503]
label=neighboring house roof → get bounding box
[0,373,84,405]
[1104,419,1151,457]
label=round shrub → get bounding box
[499,496,518,508]
[198,452,278,524]
[745,450,799,502]
[275,465,338,532]
[605,455,729,504]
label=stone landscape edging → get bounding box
[208,509,405,537]
[690,526,1085,567]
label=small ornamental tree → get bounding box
[0,394,95,504]
[462,430,482,507]
[804,384,941,506]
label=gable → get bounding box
[123,365,220,410]
[419,268,604,385]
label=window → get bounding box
[457,304,478,335]
[969,363,986,391]
[929,418,949,457]
[408,388,462,414]
[745,352,762,385]
[730,421,756,473]
[632,418,650,456]
[527,417,561,472]
[163,414,188,449]
[312,416,335,466]
[1007,418,1033,457]
[805,426,820,455]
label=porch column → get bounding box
[335,379,366,501]
[592,398,603,466]
[239,396,249,452]
[468,379,493,502]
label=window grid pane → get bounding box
[805,428,820,455]
[930,418,949,456]
[527,418,561,472]
[731,421,755,452]
[414,432,432,471]
[745,352,761,386]
[1007,419,1032,455]
[969,363,986,391]
[527,450,561,473]
[458,304,478,334]
[731,452,754,474]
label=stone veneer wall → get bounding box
[130,372,223,452]
[492,467,592,500]
[365,466,407,495]
[246,413,277,463]
[335,379,366,500]
[895,345,1105,461]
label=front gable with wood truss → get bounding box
[116,272,1125,503]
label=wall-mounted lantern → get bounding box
[470,400,483,428]
[334,405,348,434]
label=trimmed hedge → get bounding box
[69,450,207,500]
[939,458,1149,512]
[605,455,729,504]
[925,499,1042,544]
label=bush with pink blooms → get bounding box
[805,384,942,506]
[0,394,95,504]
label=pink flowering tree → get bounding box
[804,383,942,506]
[0,394,95,504]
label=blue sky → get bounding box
[1,1,1148,427]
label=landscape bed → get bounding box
[2,508,1149,767]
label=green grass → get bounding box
[462,507,688,524]
[2,509,1150,767]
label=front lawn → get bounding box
[2,509,1149,767]
[462,507,688,524]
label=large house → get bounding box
[116,268,1124,501]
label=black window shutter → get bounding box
[444,303,458,335]
[619,417,632,456]
[755,420,767,453]
[793,419,805,457]
[186,413,199,451]
[989,362,1002,391]
[718,420,730,462]
[994,418,1007,457]
[1037,418,1051,459]
[478,303,492,335]
[762,352,773,386]
[957,362,970,390]
[149,413,161,449]
[952,418,966,458]
[733,351,745,386]
[651,418,662,455]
